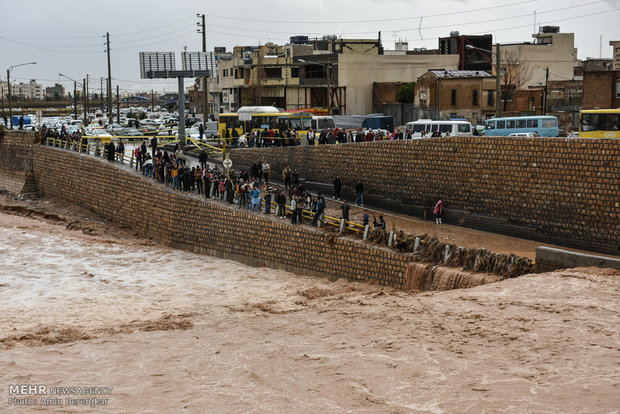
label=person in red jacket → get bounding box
[434,200,443,224]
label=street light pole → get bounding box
[466,44,501,117]
[6,61,37,129]
[59,73,81,121]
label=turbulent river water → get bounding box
[0,203,618,413]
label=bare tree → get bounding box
[497,49,533,112]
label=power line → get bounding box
[203,0,609,36]
[114,15,195,36]
[0,37,104,54]
[204,0,539,24]
[114,30,197,50]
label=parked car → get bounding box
[119,128,144,137]
[508,132,534,137]
[567,131,579,138]
[107,123,124,135]
[185,117,202,127]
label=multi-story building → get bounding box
[501,26,578,88]
[439,32,493,71]
[45,83,66,100]
[11,79,44,100]
[203,36,458,116]
[609,41,620,70]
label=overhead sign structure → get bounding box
[139,52,175,79]
[138,51,210,144]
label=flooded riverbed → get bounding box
[1,203,618,413]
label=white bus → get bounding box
[311,115,335,131]
[405,119,473,138]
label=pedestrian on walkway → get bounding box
[264,186,272,214]
[341,199,350,221]
[434,200,443,224]
[333,175,342,200]
[251,184,261,211]
[275,186,287,218]
[355,180,364,206]
[198,150,207,170]
[373,215,386,229]
[194,165,203,195]
[311,193,325,226]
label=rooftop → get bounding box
[430,70,492,78]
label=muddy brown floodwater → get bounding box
[0,198,618,413]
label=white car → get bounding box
[508,132,534,137]
[567,132,579,138]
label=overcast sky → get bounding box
[1,0,619,94]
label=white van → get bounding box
[405,119,473,138]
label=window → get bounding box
[542,118,557,127]
[291,67,299,78]
[527,119,538,128]
[517,120,526,128]
[439,124,452,133]
[451,89,457,106]
[412,124,426,133]
[486,121,495,130]
[497,121,505,129]
[616,80,620,98]
[472,89,479,106]
[264,67,282,78]
[507,120,515,129]
[487,90,494,107]
[458,124,471,133]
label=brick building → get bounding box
[582,70,620,109]
[414,70,495,123]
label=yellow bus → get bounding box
[218,107,313,143]
[579,109,620,138]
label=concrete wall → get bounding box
[535,246,620,273]
[30,144,412,289]
[338,54,459,114]
[230,137,620,255]
[502,32,577,88]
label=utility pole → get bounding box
[100,77,104,115]
[83,78,87,124]
[151,89,154,112]
[6,69,11,128]
[496,42,501,118]
[327,61,331,115]
[197,13,208,122]
[73,82,77,120]
[543,67,549,116]
[85,74,89,117]
[106,32,113,125]
[116,85,120,123]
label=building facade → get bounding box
[45,83,66,100]
[610,41,620,70]
[11,79,43,100]
[582,70,620,109]
[501,26,578,88]
[414,70,495,124]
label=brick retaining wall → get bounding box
[31,145,411,288]
[230,138,620,254]
[0,130,37,171]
